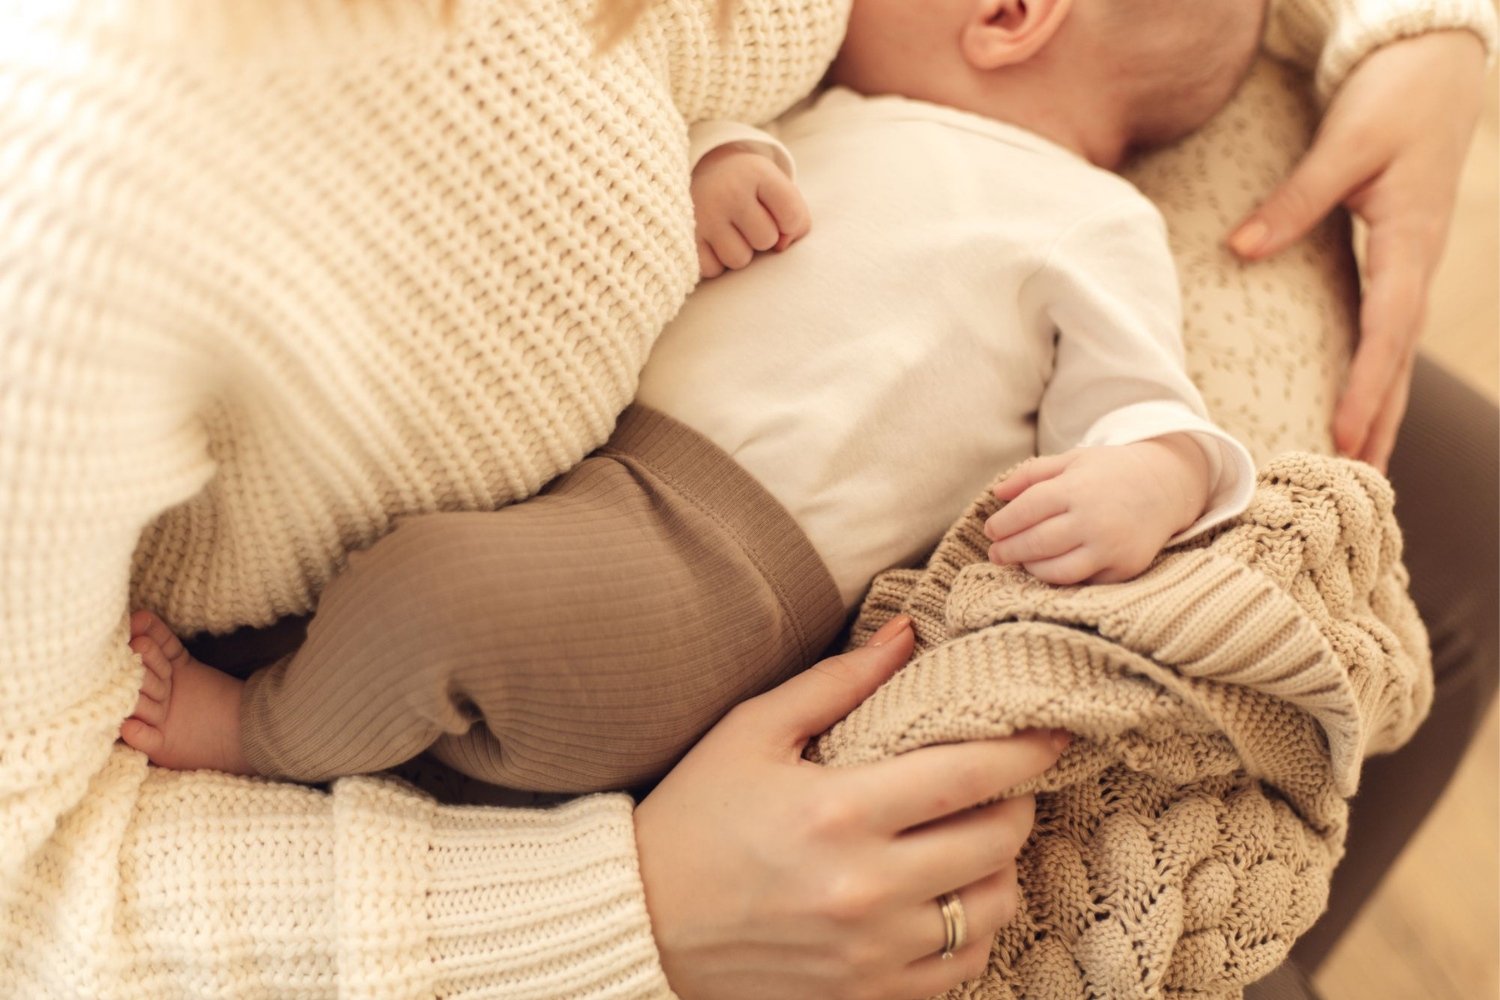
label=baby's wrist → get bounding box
[692,143,776,179]
[1137,433,1214,529]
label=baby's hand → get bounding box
[983,435,1212,585]
[691,146,810,278]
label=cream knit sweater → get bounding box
[0,0,1493,996]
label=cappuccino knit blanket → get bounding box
[809,452,1432,999]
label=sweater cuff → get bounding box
[1268,0,1498,101]
[335,778,673,999]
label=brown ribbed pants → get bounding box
[234,405,845,793]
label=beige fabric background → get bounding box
[1127,57,1355,463]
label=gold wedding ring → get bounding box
[937,891,968,959]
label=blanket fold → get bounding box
[810,452,1431,999]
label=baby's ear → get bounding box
[962,0,1073,70]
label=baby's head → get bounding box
[829,0,1268,168]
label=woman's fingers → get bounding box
[888,868,1019,994]
[740,615,914,750]
[889,794,1035,901]
[1354,351,1413,473]
[1336,215,1431,464]
[1228,32,1485,465]
[1228,126,1375,260]
[855,729,1064,832]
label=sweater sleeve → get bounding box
[0,14,673,1000]
[1265,0,1498,100]
[0,233,673,1000]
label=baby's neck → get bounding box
[930,74,1128,169]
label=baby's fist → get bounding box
[691,146,810,278]
[983,436,1212,585]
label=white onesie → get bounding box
[637,87,1256,610]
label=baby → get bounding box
[121,0,1266,789]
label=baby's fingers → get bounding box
[1022,547,1101,586]
[985,479,1067,541]
[706,225,756,271]
[698,238,725,279]
[988,514,1082,568]
[759,178,811,247]
[992,454,1073,502]
[733,202,781,254]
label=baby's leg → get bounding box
[120,610,254,774]
[239,406,845,792]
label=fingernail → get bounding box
[865,614,912,647]
[1229,219,1268,257]
[1049,729,1073,753]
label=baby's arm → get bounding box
[988,200,1256,585]
[687,121,809,278]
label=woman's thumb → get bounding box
[750,615,914,748]
[1229,137,1355,261]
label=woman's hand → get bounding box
[634,616,1067,1000]
[1227,30,1488,472]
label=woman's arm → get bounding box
[1234,0,1497,470]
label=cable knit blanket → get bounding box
[809,452,1431,999]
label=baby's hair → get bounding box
[1100,0,1268,151]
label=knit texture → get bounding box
[1267,0,1498,99]
[810,453,1431,998]
[0,0,1491,995]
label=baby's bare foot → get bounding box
[120,610,255,775]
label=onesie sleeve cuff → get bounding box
[1077,400,1258,547]
[687,120,795,179]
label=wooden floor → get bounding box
[1313,70,1499,1000]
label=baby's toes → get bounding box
[134,611,189,665]
[128,609,160,640]
[130,689,167,727]
[130,634,175,686]
[119,718,166,758]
